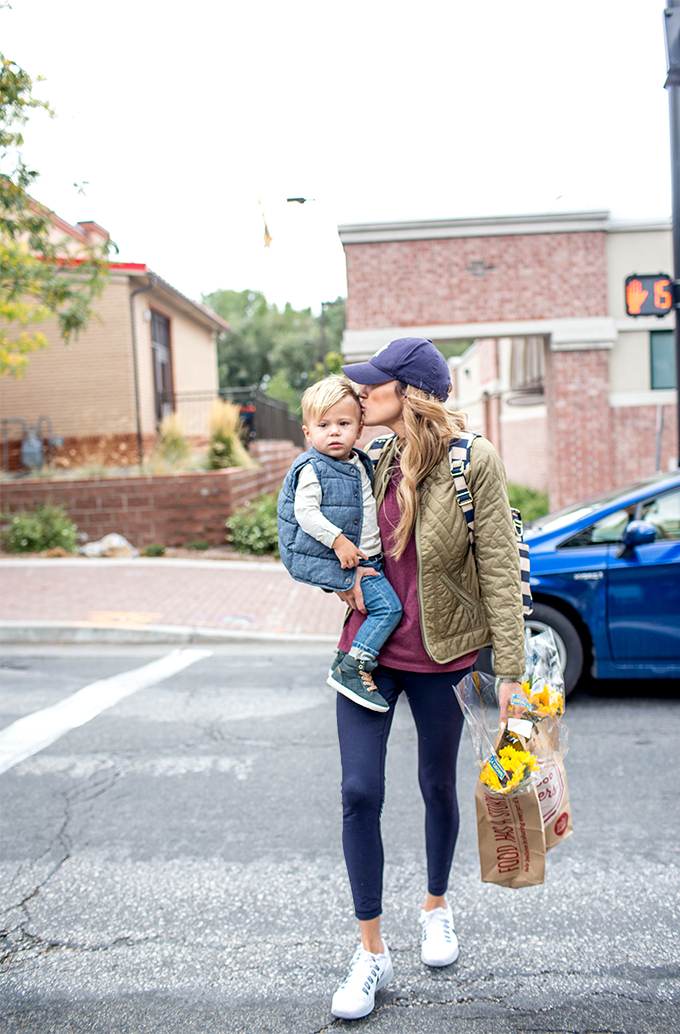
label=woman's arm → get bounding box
[497,680,523,726]
[466,439,526,681]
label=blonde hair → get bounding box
[389,383,466,560]
[301,375,362,426]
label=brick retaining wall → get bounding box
[0,440,301,549]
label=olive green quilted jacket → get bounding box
[372,435,525,680]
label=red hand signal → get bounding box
[626,279,648,315]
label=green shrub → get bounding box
[324,351,344,375]
[144,543,166,557]
[226,491,280,557]
[186,540,210,550]
[1,504,78,553]
[507,483,550,524]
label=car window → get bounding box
[528,473,678,531]
[558,488,680,548]
[640,488,680,541]
[559,508,633,548]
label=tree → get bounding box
[203,287,346,409]
[320,296,345,358]
[201,289,272,388]
[0,54,111,377]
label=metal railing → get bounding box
[161,388,305,449]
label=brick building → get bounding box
[1,214,229,470]
[339,211,677,509]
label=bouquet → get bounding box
[455,629,573,887]
[455,630,569,799]
[479,728,539,795]
[517,626,566,719]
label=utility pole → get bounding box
[664,1,680,466]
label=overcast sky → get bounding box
[1,0,673,312]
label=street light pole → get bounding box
[664,1,680,466]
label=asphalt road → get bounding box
[0,644,678,1034]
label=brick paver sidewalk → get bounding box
[0,558,347,639]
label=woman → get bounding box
[329,337,525,1020]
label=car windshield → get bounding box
[528,473,677,533]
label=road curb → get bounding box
[0,557,285,571]
[0,621,338,647]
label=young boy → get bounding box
[277,376,402,712]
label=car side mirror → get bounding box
[616,519,656,558]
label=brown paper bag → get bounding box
[535,757,573,851]
[475,779,546,888]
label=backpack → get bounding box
[367,431,533,616]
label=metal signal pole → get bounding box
[664,2,680,466]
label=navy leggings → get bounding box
[336,664,470,921]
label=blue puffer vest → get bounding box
[277,446,374,591]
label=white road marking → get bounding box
[13,753,254,780]
[0,649,212,774]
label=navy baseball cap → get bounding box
[342,337,451,401]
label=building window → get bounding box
[151,312,173,423]
[506,337,546,406]
[510,336,545,390]
[650,331,676,390]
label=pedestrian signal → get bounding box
[625,274,673,317]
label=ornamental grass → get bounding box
[207,399,255,470]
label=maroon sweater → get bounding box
[338,467,479,673]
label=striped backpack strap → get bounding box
[365,433,396,471]
[448,432,533,616]
[512,509,534,616]
[448,432,479,551]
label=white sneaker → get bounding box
[331,943,394,1019]
[419,905,459,967]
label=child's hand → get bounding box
[333,533,367,569]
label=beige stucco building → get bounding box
[1,215,228,469]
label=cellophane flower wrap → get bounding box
[517,627,566,720]
[454,629,568,797]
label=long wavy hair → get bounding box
[388,382,466,559]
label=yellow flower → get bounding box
[479,744,539,794]
[527,680,564,718]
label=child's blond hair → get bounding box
[301,375,362,427]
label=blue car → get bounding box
[521,470,680,694]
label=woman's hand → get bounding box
[335,565,378,614]
[498,680,523,727]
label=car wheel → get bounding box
[525,603,584,696]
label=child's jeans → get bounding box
[351,556,402,659]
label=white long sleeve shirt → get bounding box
[293,453,382,555]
